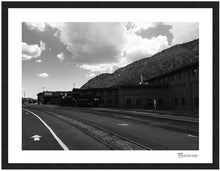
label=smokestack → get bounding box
[140,75,143,84]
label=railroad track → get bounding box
[44,111,151,150]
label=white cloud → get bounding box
[86,73,96,77]
[44,22,197,74]
[77,32,169,74]
[48,22,126,64]
[25,22,46,31]
[47,22,170,65]
[124,22,168,62]
[22,42,41,60]
[125,33,169,62]
[22,41,46,61]
[36,59,42,63]
[37,73,49,78]
[126,22,155,34]
[57,52,65,62]
[165,22,199,45]
[79,63,115,73]
[78,57,130,74]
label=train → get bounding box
[60,92,102,107]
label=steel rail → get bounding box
[43,110,152,150]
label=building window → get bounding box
[158,99,163,106]
[194,97,199,106]
[181,97,185,106]
[126,99,131,106]
[108,99,112,105]
[108,91,112,95]
[181,72,185,78]
[174,98,178,106]
[136,99,142,106]
[145,81,149,85]
[100,100,104,106]
[147,99,153,107]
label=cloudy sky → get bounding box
[22,22,198,98]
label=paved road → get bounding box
[22,108,110,150]
[22,109,63,150]
[22,104,199,150]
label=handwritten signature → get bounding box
[177,153,199,158]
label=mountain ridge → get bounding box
[81,39,199,89]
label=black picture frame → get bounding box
[2,1,219,169]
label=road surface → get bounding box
[22,104,199,150]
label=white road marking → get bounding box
[117,123,129,126]
[24,109,69,150]
[31,135,41,141]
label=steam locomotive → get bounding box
[60,92,101,107]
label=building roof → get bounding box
[37,91,72,96]
[119,84,168,89]
[77,87,118,91]
[145,60,199,82]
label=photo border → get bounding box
[2,1,219,169]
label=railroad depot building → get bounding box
[119,61,199,112]
[145,61,199,112]
[37,61,198,113]
[78,88,119,107]
[118,85,169,110]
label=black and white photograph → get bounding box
[2,1,219,169]
[22,22,199,151]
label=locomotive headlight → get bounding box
[94,98,99,101]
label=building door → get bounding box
[147,99,154,109]
[126,99,131,108]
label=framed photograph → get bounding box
[2,1,219,169]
